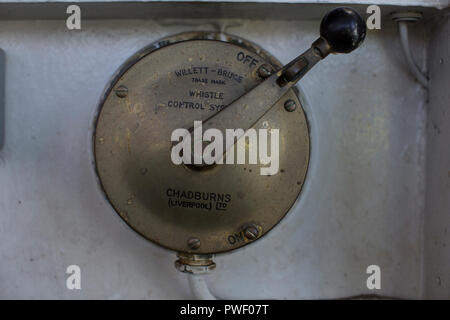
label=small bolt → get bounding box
[257,64,273,78]
[244,225,259,240]
[187,237,201,250]
[115,85,128,98]
[284,99,297,112]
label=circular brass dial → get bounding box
[94,32,310,254]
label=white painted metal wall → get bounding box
[0,1,448,299]
[424,11,450,299]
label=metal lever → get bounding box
[278,7,367,86]
[187,7,367,166]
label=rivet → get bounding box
[284,99,297,112]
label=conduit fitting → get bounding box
[391,12,429,88]
[391,11,423,23]
[175,253,216,274]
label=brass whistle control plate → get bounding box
[94,32,310,254]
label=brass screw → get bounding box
[284,99,297,112]
[257,64,273,78]
[244,225,259,240]
[187,237,201,250]
[115,85,128,98]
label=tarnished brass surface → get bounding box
[94,32,310,254]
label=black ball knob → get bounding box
[320,7,367,54]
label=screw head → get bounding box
[187,237,201,250]
[284,99,297,112]
[244,225,259,240]
[257,64,273,78]
[115,85,128,98]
